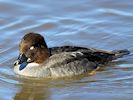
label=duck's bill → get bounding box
[14,54,28,70]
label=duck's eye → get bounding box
[41,45,45,48]
[30,46,34,50]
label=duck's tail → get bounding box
[112,49,130,59]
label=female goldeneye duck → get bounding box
[14,32,130,78]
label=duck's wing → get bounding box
[46,50,112,69]
[45,51,98,76]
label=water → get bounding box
[0,0,133,100]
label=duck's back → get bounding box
[49,46,130,64]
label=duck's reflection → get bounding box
[14,78,51,100]
[13,74,92,100]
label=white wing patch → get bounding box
[71,51,83,57]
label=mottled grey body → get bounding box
[14,49,129,78]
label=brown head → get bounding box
[14,32,50,70]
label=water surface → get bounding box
[0,0,133,100]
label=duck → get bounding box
[14,32,130,78]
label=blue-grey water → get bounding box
[0,0,133,100]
